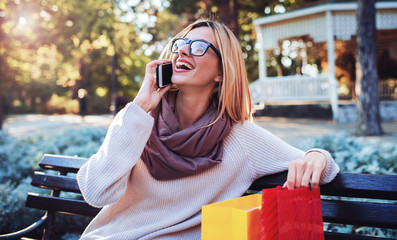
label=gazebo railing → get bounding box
[338,80,397,100]
[381,81,397,100]
[250,75,332,105]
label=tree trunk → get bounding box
[0,11,4,130]
[0,95,3,130]
[231,0,239,37]
[355,0,383,136]
[111,54,117,116]
[219,0,239,37]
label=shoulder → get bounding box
[227,120,294,154]
[225,120,275,151]
[229,120,272,140]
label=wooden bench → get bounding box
[0,154,396,240]
[0,154,100,240]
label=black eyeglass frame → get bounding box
[170,38,222,60]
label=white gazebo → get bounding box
[250,1,397,120]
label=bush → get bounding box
[0,128,106,235]
[299,133,397,175]
[61,232,83,240]
[299,133,397,239]
[52,128,106,157]
[1,130,396,238]
[0,178,47,233]
[0,132,41,184]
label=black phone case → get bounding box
[156,63,173,88]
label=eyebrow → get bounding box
[184,37,208,42]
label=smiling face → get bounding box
[159,19,252,124]
[171,27,222,91]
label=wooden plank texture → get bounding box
[322,199,397,229]
[250,171,397,200]
[39,154,88,173]
[31,172,80,193]
[28,154,397,240]
[324,231,391,240]
[25,194,100,217]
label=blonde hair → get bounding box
[160,19,252,124]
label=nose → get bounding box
[177,43,190,57]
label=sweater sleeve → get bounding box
[239,122,339,184]
[77,102,154,207]
[305,148,340,184]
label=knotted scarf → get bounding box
[141,92,233,180]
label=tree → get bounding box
[167,0,261,82]
[355,0,383,136]
[167,0,322,83]
[0,0,184,120]
[0,6,4,130]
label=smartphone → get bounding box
[156,62,173,88]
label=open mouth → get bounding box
[176,61,194,71]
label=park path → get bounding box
[3,113,397,146]
[2,114,113,138]
[254,116,397,145]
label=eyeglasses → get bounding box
[170,38,222,60]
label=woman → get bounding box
[77,19,339,239]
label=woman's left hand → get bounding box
[284,151,327,190]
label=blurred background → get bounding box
[1,0,396,129]
[0,0,268,120]
[1,0,397,239]
[1,0,397,124]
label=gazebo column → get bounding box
[257,28,267,81]
[326,10,339,120]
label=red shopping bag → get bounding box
[260,186,324,240]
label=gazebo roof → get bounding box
[254,0,397,26]
[253,0,397,50]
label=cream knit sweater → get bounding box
[77,102,339,240]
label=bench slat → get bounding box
[23,154,397,240]
[39,154,88,173]
[324,232,391,240]
[26,193,100,217]
[31,172,80,193]
[322,199,397,229]
[250,171,397,200]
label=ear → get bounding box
[214,72,222,83]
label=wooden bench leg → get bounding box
[42,171,67,240]
[42,211,56,240]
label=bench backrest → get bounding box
[27,154,397,240]
[26,154,100,217]
[251,171,397,240]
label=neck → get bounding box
[175,90,212,129]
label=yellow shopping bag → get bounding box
[202,194,261,240]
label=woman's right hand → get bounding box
[133,59,172,112]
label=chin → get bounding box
[172,73,193,84]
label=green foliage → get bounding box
[295,133,397,238]
[299,133,397,174]
[1,0,321,119]
[324,222,397,238]
[52,128,106,157]
[0,132,40,184]
[0,128,106,234]
[0,178,47,233]
[61,232,81,240]
[165,0,325,83]
[0,0,184,116]
[44,94,79,114]
[167,0,261,82]
[1,128,397,237]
